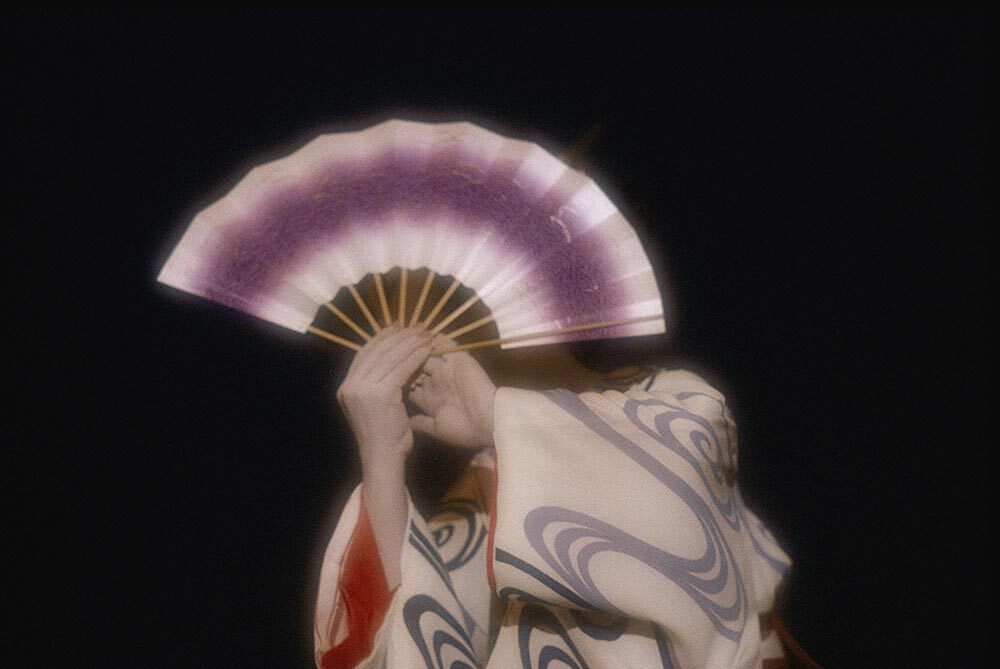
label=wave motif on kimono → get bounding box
[512,388,749,640]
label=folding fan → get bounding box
[157,119,666,353]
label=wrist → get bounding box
[358,430,411,461]
[360,442,408,483]
[362,464,405,489]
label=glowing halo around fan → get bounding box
[157,119,667,353]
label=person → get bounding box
[313,324,794,668]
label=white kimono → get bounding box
[314,368,791,668]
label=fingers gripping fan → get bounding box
[158,120,667,352]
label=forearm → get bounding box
[359,446,409,591]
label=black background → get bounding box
[7,8,986,668]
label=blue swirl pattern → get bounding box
[517,603,590,669]
[511,601,678,669]
[407,520,479,636]
[512,388,751,641]
[624,393,741,531]
[431,497,489,572]
[403,595,478,669]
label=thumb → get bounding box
[410,414,436,437]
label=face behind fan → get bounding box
[339,269,668,513]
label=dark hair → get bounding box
[567,333,676,375]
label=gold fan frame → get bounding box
[307,267,662,355]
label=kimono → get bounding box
[314,368,792,668]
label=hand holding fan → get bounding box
[157,120,666,354]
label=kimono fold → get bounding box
[314,369,791,668]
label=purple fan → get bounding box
[158,120,665,350]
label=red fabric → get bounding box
[485,458,499,594]
[320,498,397,669]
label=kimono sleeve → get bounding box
[314,470,495,669]
[313,486,396,668]
[488,369,791,669]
